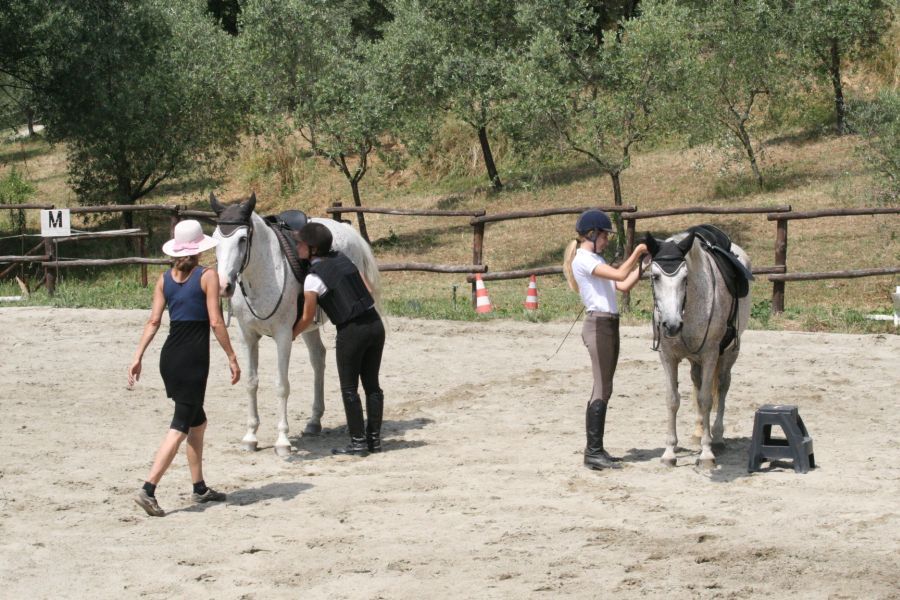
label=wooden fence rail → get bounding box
[2,202,897,313]
[765,207,900,312]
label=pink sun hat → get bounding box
[162,219,218,257]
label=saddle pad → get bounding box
[688,225,753,298]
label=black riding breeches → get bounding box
[335,309,385,396]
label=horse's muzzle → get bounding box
[220,282,235,298]
[663,321,683,337]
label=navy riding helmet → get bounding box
[575,209,614,237]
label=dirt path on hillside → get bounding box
[0,308,898,599]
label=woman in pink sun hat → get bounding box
[128,219,241,517]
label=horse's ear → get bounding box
[677,232,695,254]
[239,192,257,219]
[643,232,660,257]
[210,192,224,215]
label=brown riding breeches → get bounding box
[581,313,620,404]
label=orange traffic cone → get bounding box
[474,274,493,313]
[524,275,538,311]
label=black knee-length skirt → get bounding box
[159,321,210,404]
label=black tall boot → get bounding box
[365,390,384,453]
[584,399,621,470]
[333,391,369,456]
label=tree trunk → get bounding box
[609,171,626,259]
[477,126,502,191]
[117,175,134,229]
[25,107,35,137]
[829,37,847,135]
[737,123,763,189]
[349,179,370,243]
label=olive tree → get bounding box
[509,0,696,253]
[39,0,245,226]
[783,0,894,135]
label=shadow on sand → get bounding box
[621,436,774,483]
[286,417,433,462]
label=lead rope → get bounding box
[546,306,585,361]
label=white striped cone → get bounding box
[524,275,538,310]
[475,274,493,313]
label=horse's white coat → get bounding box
[213,203,380,456]
[650,233,751,467]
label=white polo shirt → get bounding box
[572,248,617,313]
[302,257,327,297]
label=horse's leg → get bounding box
[712,350,738,448]
[660,353,681,467]
[273,330,293,457]
[241,332,261,452]
[696,353,719,468]
[301,328,326,435]
[690,361,703,444]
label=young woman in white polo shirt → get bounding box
[563,210,647,471]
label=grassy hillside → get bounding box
[1,101,897,333]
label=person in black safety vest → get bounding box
[292,222,385,456]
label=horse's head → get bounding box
[645,231,695,337]
[210,191,256,298]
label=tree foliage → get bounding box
[38,0,246,224]
[509,0,695,252]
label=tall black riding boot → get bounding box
[584,399,621,470]
[333,391,369,456]
[365,390,384,453]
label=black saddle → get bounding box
[687,224,753,299]
[263,210,311,285]
[688,224,753,354]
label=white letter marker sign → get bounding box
[40,209,71,237]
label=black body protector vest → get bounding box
[310,252,374,326]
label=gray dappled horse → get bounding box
[646,229,751,468]
[210,192,380,456]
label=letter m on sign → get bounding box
[41,209,71,237]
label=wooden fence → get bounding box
[1,201,898,313]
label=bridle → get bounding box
[217,215,288,321]
[649,249,717,355]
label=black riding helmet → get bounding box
[297,222,333,256]
[576,209,614,253]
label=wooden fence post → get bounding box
[139,235,147,288]
[773,218,788,313]
[42,237,55,295]
[622,217,636,311]
[331,202,343,223]
[170,206,180,237]
[472,222,485,307]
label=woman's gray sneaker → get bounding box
[135,489,165,517]
[192,488,226,503]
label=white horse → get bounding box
[210,192,381,456]
[645,227,751,468]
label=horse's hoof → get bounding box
[274,445,293,457]
[241,441,258,452]
[660,457,677,468]
[697,458,716,469]
[303,422,322,436]
[711,441,726,452]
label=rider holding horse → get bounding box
[563,210,647,471]
[292,222,386,457]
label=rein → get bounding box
[220,218,289,322]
